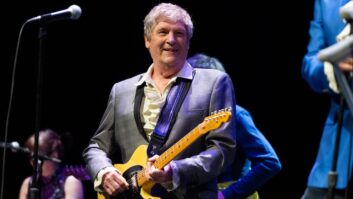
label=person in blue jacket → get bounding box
[188,53,282,199]
[301,0,353,198]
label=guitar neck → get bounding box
[135,108,231,187]
[137,123,205,186]
[154,124,204,169]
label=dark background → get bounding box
[0,0,331,198]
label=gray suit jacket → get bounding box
[83,67,237,199]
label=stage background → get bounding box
[0,0,330,198]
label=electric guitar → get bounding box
[63,164,91,181]
[97,108,232,199]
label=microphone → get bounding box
[340,1,353,21]
[27,4,82,25]
[0,141,61,163]
[318,35,353,63]
[0,141,30,153]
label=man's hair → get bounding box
[144,3,194,40]
[187,53,226,72]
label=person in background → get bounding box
[82,3,237,199]
[18,129,84,199]
[301,0,353,198]
[188,53,282,199]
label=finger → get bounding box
[149,166,165,181]
[145,167,153,181]
[103,179,127,196]
[148,155,159,162]
[116,176,129,189]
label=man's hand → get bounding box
[146,155,173,183]
[102,171,129,196]
[339,57,353,72]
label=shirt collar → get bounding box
[135,62,194,86]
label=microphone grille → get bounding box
[10,141,20,148]
[69,5,82,20]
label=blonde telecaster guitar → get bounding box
[97,108,232,199]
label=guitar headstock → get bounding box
[63,164,91,181]
[201,107,232,132]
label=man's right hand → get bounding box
[339,57,353,72]
[102,170,129,196]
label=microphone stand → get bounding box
[29,26,47,199]
[327,24,353,198]
[343,20,353,199]
[327,89,344,199]
[30,157,43,199]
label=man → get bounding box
[83,3,237,199]
[301,0,353,198]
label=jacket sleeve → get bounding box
[222,106,281,198]
[82,84,117,180]
[301,0,330,93]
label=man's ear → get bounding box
[144,36,150,49]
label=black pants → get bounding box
[301,187,345,199]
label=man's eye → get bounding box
[158,31,167,35]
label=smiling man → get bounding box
[83,3,237,199]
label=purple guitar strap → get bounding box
[147,78,191,157]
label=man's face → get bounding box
[145,18,189,68]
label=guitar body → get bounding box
[97,109,232,199]
[114,145,148,174]
[97,145,160,199]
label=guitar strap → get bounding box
[147,77,192,157]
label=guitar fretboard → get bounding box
[135,109,231,187]
[136,123,207,186]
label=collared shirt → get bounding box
[135,63,194,140]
